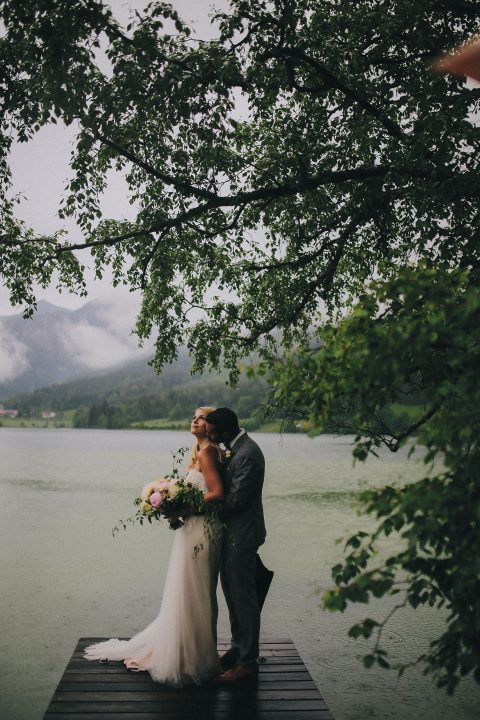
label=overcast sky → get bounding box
[1,0,228,317]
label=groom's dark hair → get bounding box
[205,407,240,435]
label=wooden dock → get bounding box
[43,638,334,719]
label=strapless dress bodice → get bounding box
[185,468,207,494]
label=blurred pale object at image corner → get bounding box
[432,35,480,84]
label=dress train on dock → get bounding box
[84,469,222,686]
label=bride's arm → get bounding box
[198,446,224,503]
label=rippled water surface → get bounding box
[0,428,478,719]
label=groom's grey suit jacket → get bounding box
[221,433,266,550]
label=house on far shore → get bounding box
[41,411,57,419]
[0,407,18,418]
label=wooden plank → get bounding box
[65,662,305,677]
[74,658,301,668]
[60,674,314,685]
[55,684,318,696]
[45,714,334,720]
[73,648,300,659]
[49,700,326,720]
[64,663,309,676]
[78,638,294,648]
[55,684,317,697]
[53,690,326,702]
[66,664,305,679]
[43,638,334,719]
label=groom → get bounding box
[205,407,267,683]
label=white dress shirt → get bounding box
[229,428,246,448]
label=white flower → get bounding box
[141,482,156,500]
[168,481,181,499]
[140,500,153,514]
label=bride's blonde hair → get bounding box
[187,406,224,470]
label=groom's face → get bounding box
[205,422,221,444]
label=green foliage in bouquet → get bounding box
[112,446,188,536]
[112,447,222,557]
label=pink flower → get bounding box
[149,491,164,509]
[155,482,171,492]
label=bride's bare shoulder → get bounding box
[198,444,216,458]
[198,443,223,465]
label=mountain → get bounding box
[0,299,149,398]
[0,299,270,426]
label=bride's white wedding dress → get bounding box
[83,468,222,686]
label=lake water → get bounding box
[0,428,478,719]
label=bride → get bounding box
[84,406,224,686]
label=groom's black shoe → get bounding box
[219,648,239,671]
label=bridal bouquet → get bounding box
[112,478,206,536]
[137,476,206,530]
[112,448,221,549]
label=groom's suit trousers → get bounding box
[221,541,260,666]
[220,433,266,667]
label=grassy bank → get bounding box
[0,415,73,429]
[0,416,303,433]
[129,417,311,433]
[130,418,191,431]
[1,404,425,433]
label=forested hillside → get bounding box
[6,354,270,429]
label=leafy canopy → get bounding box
[1,0,480,692]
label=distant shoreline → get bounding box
[0,418,310,434]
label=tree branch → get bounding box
[85,0,189,70]
[237,218,357,345]
[42,161,460,258]
[392,399,445,449]
[331,399,445,453]
[184,202,248,239]
[241,213,356,272]
[90,130,217,200]
[45,164,391,256]
[267,46,408,141]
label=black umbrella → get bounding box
[255,554,274,610]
